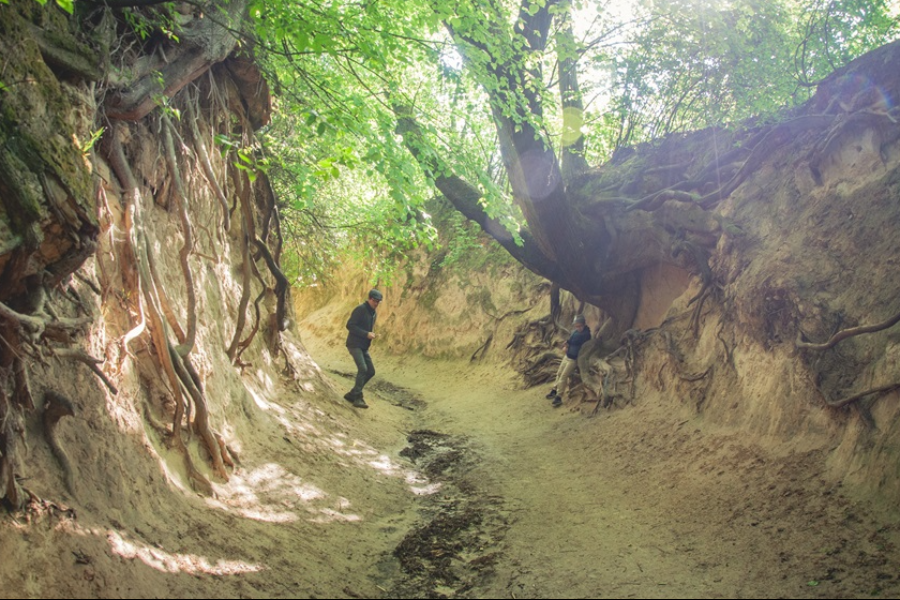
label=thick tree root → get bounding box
[54,347,118,396]
[826,383,900,410]
[161,114,198,356]
[42,391,77,498]
[0,388,25,509]
[107,127,223,494]
[186,95,231,233]
[797,306,900,351]
[226,166,254,362]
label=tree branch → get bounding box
[393,104,560,281]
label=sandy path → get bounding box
[374,359,736,599]
[304,339,900,600]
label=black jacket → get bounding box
[565,326,591,359]
[346,302,377,349]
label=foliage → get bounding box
[243,0,899,285]
[17,0,74,14]
[604,0,900,146]
[247,0,511,287]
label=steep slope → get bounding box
[0,2,421,597]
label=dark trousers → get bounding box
[348,346,375,396]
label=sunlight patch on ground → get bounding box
[139,420,191,494]
[310,507,363,524]
[280,404,440,496]
[405,470,443,496]
[247,385,286,414]
[408,481,443,496]
[106,530,264,575]
[209,463,363,524]
[255,368,275,393]
[283,339,326,382]
[368,453,403,476]
[271,408,326,449]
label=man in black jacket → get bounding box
[344,289,383,408]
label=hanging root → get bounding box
[13,356,34,411]
[253,239,289,333]
[161,113,198,356]
[42,391,77,498]
[825,383,900,410]
[520,351,560,388]
[591,368,614,416]
[797,306,900,351]
[226,166,254,362]
[234,290,265,366]
[53,347,118,395]
[0,388,25,509]
[107,126,217,495]
[187,91,230,233]
[168,344,229,480]
[470,332,493,363]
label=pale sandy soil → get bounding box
[5,329,900,599]
[302,331,900,600]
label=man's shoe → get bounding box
[552,397,562,407]
[545,389,557,399]
[352,397,369,409]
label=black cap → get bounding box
[368,289,383,301]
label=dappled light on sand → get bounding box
[106,530,264,576]
[209,462,362,524]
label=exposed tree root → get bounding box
[520,351,560,387]
[53,347,118,396]
[161,114,198,356]
[797,306,900,351]
[253,239,290,334]
[103,0,248,121]
[168,343,229,480]
[470,332,493,363]
[145,247,187,344]
[186,92,231,233]
[808,108,900,181]
[74,272,102,296]
[0,387,25,509]
[0,299,91,345]
[826,383,900,410]
[576,319,614,397]
[626,115,834,214]
[697,115,834,209]
[42,391,76,498]
[234,290,265,365]
[107,127,223,494]
[226,166,254,362]
[676,366,713,382]
[688,283,713,338]
[13,356,34,411]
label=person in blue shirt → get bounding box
[546,314,591,407]
[344,289,382,409]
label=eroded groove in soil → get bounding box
[376,383,508,599]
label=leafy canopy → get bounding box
[242,0,898,284]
